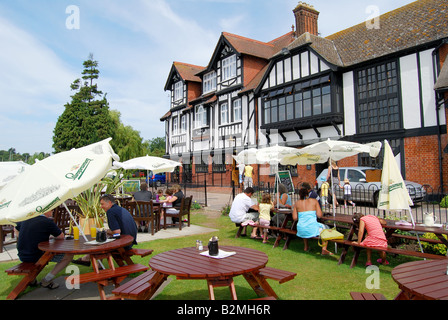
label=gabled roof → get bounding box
[164,61,205,91]
[326,0,448,67]
[198,31,295,75]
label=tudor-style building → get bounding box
[163,0,448,189]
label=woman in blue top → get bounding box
[293,187,333,255]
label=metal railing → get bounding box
[232,182,448,225]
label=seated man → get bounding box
[73,194,138,266]
[100,194,138,249]
[229,187,260,238]
[15,209,74,289]
[133,182,152,202]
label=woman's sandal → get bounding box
[321,250,334,256]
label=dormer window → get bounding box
[222,55,236,81]
[203,71,217,93]
[174,81,183,101]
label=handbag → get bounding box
[318,228,344,247]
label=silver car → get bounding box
[315,167,426,206]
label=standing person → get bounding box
[292,187,333,255]
[244,164,254,188]
[229,187,260,238]
[352,213,388,266]
[257,193,274,244]
[15,209,74,289]
[321,180,330,208]
[238,163,245,188]
[343,179,355,208]
[326,160,341,208]
[133,182,152,202]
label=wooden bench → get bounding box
[112,270,167,300]
[330,239,447,268]
[5,262,38,276]
[5,261,45,300]
[75,263,148,285]
[258,267,296,284]
[350,292,387,300]
[126,248,153,258]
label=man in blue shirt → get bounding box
[100,194,137,250]
[73,194,138,266]
[16,210,74,289]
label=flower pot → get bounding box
[78,218,96,235]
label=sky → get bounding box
[0,0,416,155]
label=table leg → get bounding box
[207,279,238,300]
[7,251,54,300]
[243,272,278,299]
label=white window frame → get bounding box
[220,103,229,124]
[222,55,236,81]
[233,99,242,122]
[172,117,178,135]
[180,115,186,133]
[195,105,207,128]
[174,81,183,101]
[203,71,217,93]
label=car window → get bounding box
[338,169,346,180]
[347,169,365,182]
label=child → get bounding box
[321,180,330,208]
[343,179,355,208]
[159,189,173,226]
[352,213,388,266]
[156,189,166,201]
[258,193,273,244]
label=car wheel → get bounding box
[156,181,161,188]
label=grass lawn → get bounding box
[0,207,417,300]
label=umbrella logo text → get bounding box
[36,196,61,214]
[0,200,11,210]
[65,158,93,181]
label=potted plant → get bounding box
[72,169,127,234]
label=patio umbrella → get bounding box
[280,139,382,166]
[113,155,182,174]
[377,140,423,253]
[377,140,415,223]
[0,161,29,189]
[0,138,119,241]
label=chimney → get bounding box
[293,2,319,37]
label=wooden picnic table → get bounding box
[5,234,147,300]
[392,259,448,300]
[319,213,448,267]
[127,245,296,300]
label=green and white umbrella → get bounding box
[0,138,119,228]
[377,140,415,224]
[0,161,29,189]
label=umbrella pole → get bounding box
[329,157,338,253]
[63,202,88,242]
[408,208,425,256]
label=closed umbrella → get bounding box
[0,138,119,241]
[378,140,423,253]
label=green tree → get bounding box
[53,55,115,153]
[147,137,166,157]
[109,110,151,161]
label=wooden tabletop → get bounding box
[38,234,134,255]
[149,246,268,279]
[392,260,448,300]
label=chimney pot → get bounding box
[293,2,319,37]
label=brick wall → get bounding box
[404,135,448,187]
